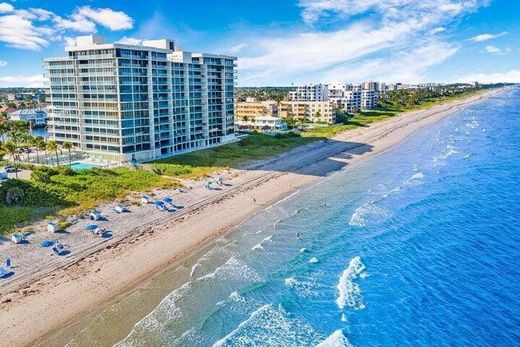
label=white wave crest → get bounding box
[252,243,264,251]
[336,256,367,310]
[309,257,319,264]
[315,330,353,347]
[349,202,390,227]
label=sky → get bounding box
[0,0,519,87]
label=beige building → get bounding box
[235,100,278,121]
[279,101,335,124]
[236,116,288,132]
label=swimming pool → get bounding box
[70,162,99,171]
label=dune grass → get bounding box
[151,132,318,179]
[0,167,177,233]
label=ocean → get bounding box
[83,88,520,346]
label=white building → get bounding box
[339,90,362,113]
[9,108,47,127]
[44,35,236,162]
[361,90,378,109]
[289,84,329,101]
[236,116,287,132]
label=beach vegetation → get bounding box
[0,167,177,233]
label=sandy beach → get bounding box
[0,90,500,347]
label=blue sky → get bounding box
[0,0,519,87]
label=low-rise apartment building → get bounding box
[235,100,278,120]
[236,115,287,132]
[279,101,335,124]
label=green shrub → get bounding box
[6,186,24,205]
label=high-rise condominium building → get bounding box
[44,35,237,162]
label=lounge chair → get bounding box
[11,233,24,244]
[47,221,58,233]
[0,267,12,279]
[113,204,128,213]
[90,210,102,221]
[154,201,168,211]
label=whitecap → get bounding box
[336,256,367,310]
[309,257,319,264]
[299,248,307,253]
[315,330,353,347]
[349,202,390,227]
[189,263,201,277]
[252,243,264,251]
[411,172,425,180]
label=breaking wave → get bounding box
[336,256,367,310]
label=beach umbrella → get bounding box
[217,177,224,182]
[154,201,165,207]
[86,224,99,231]
[163,197,173,204]
[40,240,54,248]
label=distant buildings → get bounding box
[288,82,380,117]
[279,101,336,124]
[8,108,47,127]
[44,35,236,162]
[288,84,328,102]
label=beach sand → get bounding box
[0,90,500,347]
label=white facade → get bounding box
[44,35,236,162]
[289,84,329,101]
[361,90,378,109]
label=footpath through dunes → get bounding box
[0,90,498,347]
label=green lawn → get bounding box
[0,167,177,233]
[151,132,319,179]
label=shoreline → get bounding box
[0,89,502,347]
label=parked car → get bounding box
[3,166,17,173]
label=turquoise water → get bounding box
[118,87,520,346]
[70,162,98,171]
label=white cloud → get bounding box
[228,43,246,54]
[54,14,96,33]
[0,74,47,87]
[482,45,511,55]
[0,2,13,13]
[0,4,134,50]
[63,36,77,48]
[430,27,446,34]
[457,70,520,83]
[238,0,487,85]
[0,60,6,67]
[468,31,507,42]
[298,0,485,23]
[0,14,50,50]
[320,41,459,84]
[77,6,133,31]
[116,36,143,45]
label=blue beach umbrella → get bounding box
[86,224,99,231]
[163,197,173,204]
[154,201,165,207]
[40,240,54,248]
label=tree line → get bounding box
[0,113,73,177]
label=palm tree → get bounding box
[3,141,19,178]
[32,136,45,165]
[46,139,60,166]
[0,121,7,144]
[62,141,73,167]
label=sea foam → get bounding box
[336,256,367,310]
[315,330,353,347]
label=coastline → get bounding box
[0,89,502,347]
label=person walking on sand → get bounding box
[253,198,256,203]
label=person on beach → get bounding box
[253,198,256,203]
[297,232,300,239]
